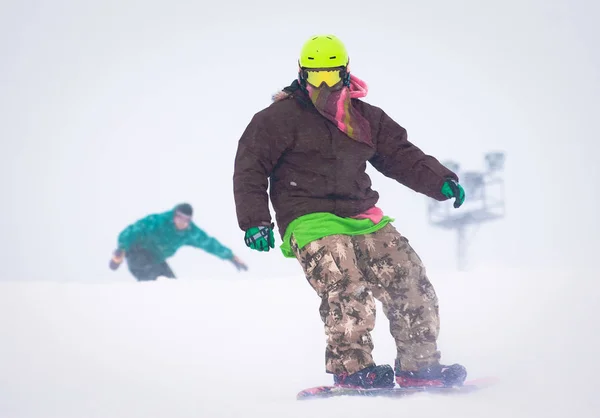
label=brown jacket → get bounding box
[233,81,458,238]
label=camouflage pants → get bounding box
[291,223,441,375]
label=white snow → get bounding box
[1,1,599,417]
[1,267,598,418]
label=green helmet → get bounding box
[299,35,349,69]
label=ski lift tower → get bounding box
[427,152,506,271]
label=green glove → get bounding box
[441,179,466,208]
[244,223,275,252]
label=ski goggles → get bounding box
[174,211,192,223]
[301,66,347,87]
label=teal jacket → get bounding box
[117,210,233,262]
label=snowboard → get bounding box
[296,377,499,400]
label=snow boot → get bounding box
[395,359,467,387]
[334,364,395,389]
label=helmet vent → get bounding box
[330,56,336,59]
[307,57,314,60]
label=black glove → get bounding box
[109,249,124,271]
[230,255,248,271]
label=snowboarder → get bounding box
[109,203,247,281]
[233,35,467,389]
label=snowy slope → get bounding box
[0,267,597,418]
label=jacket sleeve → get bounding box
[233,111,287,231]
[369,109,458,201]
[117,214,163,251]
[187,224,233,260]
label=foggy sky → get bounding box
[1,0,598,281]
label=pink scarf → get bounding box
[351,206,384,224]
[305,75,373,147]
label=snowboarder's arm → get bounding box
[233,112,287,231]
[187,224,234,260]
[369,110,458,201]
[117,214,164,252]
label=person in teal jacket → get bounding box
[109,203,247,281]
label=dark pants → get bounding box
[125,249,176,281]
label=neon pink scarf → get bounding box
[305,75,373,147]
[351,206,384,224]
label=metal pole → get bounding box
[457,224,467,271]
